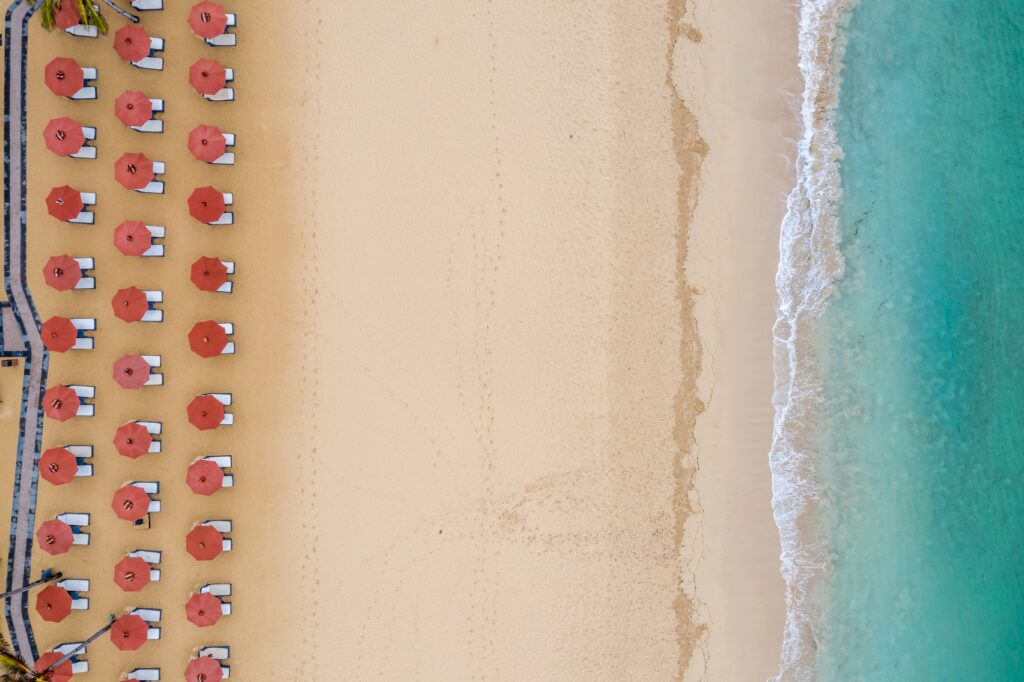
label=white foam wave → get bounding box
[769,0,852,680]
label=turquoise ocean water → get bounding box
[805,1,1024,679]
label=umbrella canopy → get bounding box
[188,124,227,162]
[190,256,229,292]
[114,24,151,62]
[189,321,228,358]
[54,0,81,29]
[114,220,153,256]
[42,255,83,292]
[185,656,224,682]
[189,58,227,96]
[35,585,72,623]
[114,555,152,592]
[43,385,80,422]
[188,1,228,39]
[44,57,84,97]
[34,652,73,682]
[112,286,149,323]
[39,447,78,486]
[110,614,149,651]
[115,152,155,191]
[36,519,74,556]
[187,459,225,495]
[185,592,223,627]
[43,117,85,157]
[41,316,77,353]
[46,185,84,222]
[187,395,225,431]
[112,484,150,522]
[115,90,153,127]
[186,524,223,561]
[114,422,153,459]
[113,354,152,390]
[187,186,226,223]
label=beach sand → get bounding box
[6,0,794,679]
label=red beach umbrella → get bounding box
[188,186,226,223]
[110,614,149,651]
[185,656,224,682]
[112,484,150,522]
[115,90,153,127]
[35,585,72,623]
[39,447,78,486]
[112,286,149,323]
[187,459,225,495]
[188,1,228,39]
[43,385,80,422]
[188,124,227,162]
[114,24,151,63]
[186,524,224,561]
[42,255,82,292]
[189,58,227,96]
[36,519,74,556]
[187,395,225,431]
[114,422,153,459]
[190,256,229,292]
[113,354,151,390]
[185,592,223,627]
[45,185,84,222]
[41,316,77,353]
[189,321,228,358]
[34,651,73,682]
[43,117,85,157]
[54,0,81,30]
[114,220,153,256]
[114,555,152,592]
[44,57,84,97]
[115,152,155,191]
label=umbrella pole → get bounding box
[39,615,115,674]
[0,570,62,600]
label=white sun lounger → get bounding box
[217,260,235,292]
[57,577,89,591]
[143,225,165,256]
[71,598,89,610]
[69,67,98,100]
[132,37,164,71]
[67,192,95,224]
[201,583,232,598]
[65,23,97,39]
[197,646,229,660]
[65,444,91,458]
[57,512,89,527]
[127,669,161,681]
[130,608,161,639]
[128,549,162,581]
[52,643,89,674]
[212,133,236,165]
[132,98,164,134]
[130,0,162,10]
[69,126,96,159]
[133,480,159,496]
[137,420,162,435]
[137,161,165,194]
[205,13,237,47]
[141,290,163,323]
[203,519,232,533]
[141,310,163,323]
[69,318,95,350]
[72,258,95,290]
[204,69,235,102]
[207,193,234,225]
[68,385,94,417]
[203,455,232,468]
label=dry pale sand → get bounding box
[6,0,796,679]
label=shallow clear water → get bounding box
[815,1,1024,679]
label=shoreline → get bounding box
[677,0,800,679]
